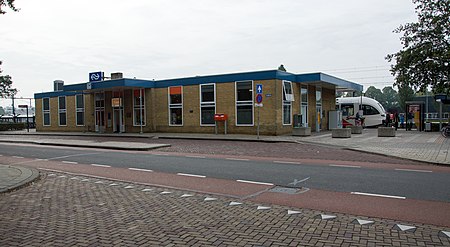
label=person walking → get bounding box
[394,112,399,130]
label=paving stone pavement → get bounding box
[1,172,449,246]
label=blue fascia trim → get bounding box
[34,91,79,99]
[295,72,362,92]
[154,70,284,88]
[35,69,362,98]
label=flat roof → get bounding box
[35,69,363,99]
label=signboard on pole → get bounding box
[89,72,104,82]
[256,84,263,94]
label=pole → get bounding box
[139,88,143,134]
[26,106,29,132]
[439,100,443,131]
[257,106,260,139]
[12,95,15,123]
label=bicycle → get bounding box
[442,125,450,138]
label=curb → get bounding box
[0,166,40,194]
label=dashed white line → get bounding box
[227,158,250,161]
[273,161,302,165]
[329,164,361,168]
[128,167,153,172]
[395,168,432,173]
[91,164,111,168]
[12,156,24,159]
[177,173,206,178]
[236,179,274,186]
[185,155,206,159]
[62,161,78,164]
[152,153,169,156]
[351,192,406,200]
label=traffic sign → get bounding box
[256,94,263,104]
[256,84,263,94]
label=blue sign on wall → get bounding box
[89,72,103,82]
[256,84,263,94]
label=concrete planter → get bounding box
[292,127,311,136]
[348,126,363,134]
[378,127,396,137]
[332,128,351,138]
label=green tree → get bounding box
[386,0,450,94]
[364,86,384,103]
[398,85,416,111]
[0,61,17,98]
[0,0,18,14]
[382,86,400,112]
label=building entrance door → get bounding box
[113,108,125,133]
[95,110,105,133]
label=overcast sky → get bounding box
[1,0,417,107]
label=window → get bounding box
[169,86,183,126]
[58,96,66,126]
[282,80,294,125]
[43,98,50,126]
[133,89,146,126]
[341,104,354,117]
[200,84,215,125]
[75,94,84,126]
[301,85,308,127]
[235,81,253,125]
[362,104,380,115]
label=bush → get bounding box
[0,123,26,131]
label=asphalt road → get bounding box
[2,143,450,203]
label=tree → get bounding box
[398,85,415,111]
[0,0,18,14]
[386,0,450,94]
[0,61,17,98]
[382,86,400,112]
[364,86,384,103]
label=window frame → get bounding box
[235,80,254,126]
[75,94,85,126]
[133,89,146,127]
[282,80,293,125]
[300,85,308,127]
[42,97,51,126]
[199,83,216,126]
[168,86,183,126]
[58,96,67,126]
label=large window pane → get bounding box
[76,112,84,126]
[44,113,50,126]
[58,96,66,110]
[170,108,182,125]
[283,104,292,125]
[236,81,252,101]
[201,106,215,125]
[43,98,50,111]
[237,105,253,125]
[59,112,66,126]
[201,84,214,102]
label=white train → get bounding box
[336,96,386,127]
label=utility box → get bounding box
[425,122,431,132]
[329,110,342,129]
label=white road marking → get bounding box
[12,156,24,159]
[91,164,111,168]
[152,153,168,156]
[109,183,119,186]
[62,161,78,164]
[0,154,3,156]
[273,161,302,165]
[177,173,206,178]
[226,158,249,161]
[47,152,101,161]
[395,168,432,173]
[320,214,336,220]
[94,181,104,184]
[329,164,361,168]
[128,167,153,172]
[354,219,374,225]
[186,155,206,159]
[229,202,242,206]
[257,206,271,210]
[160,191,172,195]
[204,197,217,202]
[142,188,153,192]
[394,224,416,232]
[287,210,301,215]
[351,192,406,200]
[124,186,134,189]
[180,194,193,198]
[81,179,90,182]
[236,179,274,186]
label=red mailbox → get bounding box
[214,113,228,121]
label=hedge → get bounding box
[0,123,26,131]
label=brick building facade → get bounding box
[34,69,362,135]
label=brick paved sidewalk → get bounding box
[1,172,449,246]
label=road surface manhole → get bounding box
[269,186,308,194]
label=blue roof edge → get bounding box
[34,69,362,99]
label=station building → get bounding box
[34,69,362,135]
